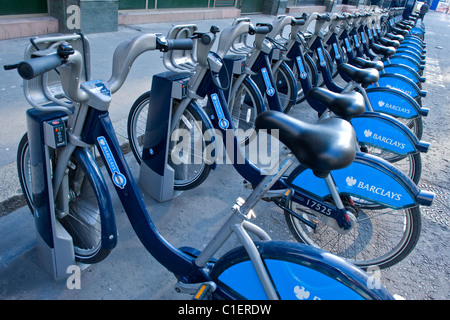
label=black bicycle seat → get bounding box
[392,27,408,36]
[254,111,356,178]
[371,43,396,57]
[352,57,384,71]
[385,32,404,42]
[308,87,365,120]
[379,37,400,48]
[337,63,379,86]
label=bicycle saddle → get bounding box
[370,43,396,57]
[337,63,379,87]
[379,37,400,48]
[352,57,384,72]
[392,27,408,36]
[399,20,414,27]
[308,87,365,120]
[385,32,404,42]
[254,111,356,178]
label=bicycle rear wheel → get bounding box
[360,144,422,184]
[284,198,422,270]
[210,241,393,300]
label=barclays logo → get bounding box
[361,129,406,149]
[377,100,411,114]
[346,176,357,186]
[346,176,403,201]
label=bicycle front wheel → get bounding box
[17,133,33,214]
[227,77,265,145]
[17,134,111,264]
[273,62,297,114]
[127,91,212,190]
[58,151,112,264]
[210,241,393,300]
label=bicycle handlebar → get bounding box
[317,13,331,21]
[249,23,273,35]
[6,33,194,110]
[7,42,75,80]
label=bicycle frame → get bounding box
[181,33,433,231]
[306,19,429,122]
[21,32,324,299]
[265,15,430,160]
[228,25,293,114]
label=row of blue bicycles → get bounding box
[6,7,434,300]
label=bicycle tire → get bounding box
[272,62,297,114]
[127,91,212,190]
[210,240,393,300]
[227,76,265,145]
[290,54,317,104]
[284,198,422,270]
[17,133,33,214]
[360,145,422,184]
[17,134,111,264]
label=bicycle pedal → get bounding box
[192,282,216,300]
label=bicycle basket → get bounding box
[23,34,91,109]
[163,24,198,72]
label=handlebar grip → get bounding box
[292,18,306,26]
[254,25,273,34]
[200,32,215,45]
[249,23,273,35]
[166,38,194,51]
[18,54,63,80]
[317,14,331,21]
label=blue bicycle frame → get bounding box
[12,31,402,300]
[196,48,433,230]
[279,28,429,159]
[325,30,429,121]
[250,42,297,113]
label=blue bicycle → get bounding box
[229,13,427,185]
[127,22,434,270]
[7,33,396,300]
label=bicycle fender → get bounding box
[189,100,218,170]
[210,241,394,300]
[73,147,118,250]
[365,86,428,118]
[394,49,425,64]
[371,73,426,99]
[289,152,433,209]
[382,64,425,83]
[385,56,423,72]
[409,28,425,37]
[351,112,429,154]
